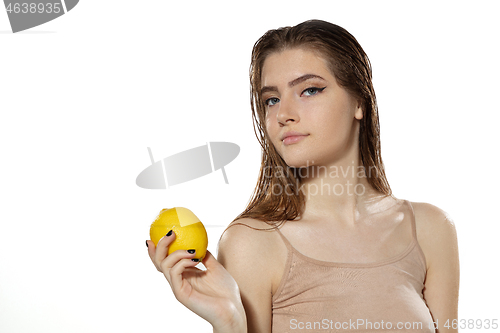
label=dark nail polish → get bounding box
[145,240,149,248]
[166,230,173,237]
[191,258,199,262]
[187,249,195,254]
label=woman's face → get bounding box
[261,47,363,168]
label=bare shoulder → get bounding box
[216,217,285,292]
[410,201,459,269]
[217,217,287,291]
[216,217,284,333]
[217,217,280,262]
[410,201,457,238]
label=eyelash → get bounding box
[264,86,326,107]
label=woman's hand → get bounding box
[146,231,247,332]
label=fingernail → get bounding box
[166,230,173,237]
[191,259,199,262]
[187,249,195,254]
[145,240,149,248]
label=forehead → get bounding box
[261,48,332,85]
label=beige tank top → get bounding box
[272,200,436,333]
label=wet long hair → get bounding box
[232,19,392,228]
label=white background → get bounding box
[1,1,499,332]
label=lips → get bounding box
[280,131,309,146]
[280,131,308,141]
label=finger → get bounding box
[146,240,156,264]
[160,249,197,278]
[201,250,220,269]
[168,257,200,300]
[147,240,165,272]
[154,230,176,270]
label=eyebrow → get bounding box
[260,74,326,95]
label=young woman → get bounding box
[146,19,459,333]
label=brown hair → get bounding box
[233,19,392,228]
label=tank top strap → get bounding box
[405,199,418,241]
[405,199,428,270]
[274,225,295,252]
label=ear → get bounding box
[354,101,363,120]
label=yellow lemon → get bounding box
[150,207,208,261]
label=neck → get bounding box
[295,155,390,225]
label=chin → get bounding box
[276,141,333,169]
[282,155,320,169]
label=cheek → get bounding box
[265,114,271,130]
[265,115,282,148]
[265,115,277,136]
[310,103,351,139]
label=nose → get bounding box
[276,95,299,125]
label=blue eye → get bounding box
[265,97,280,106]
[302,87,326,96]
